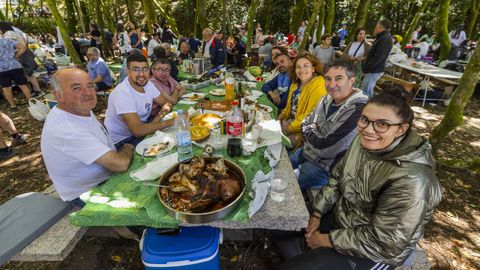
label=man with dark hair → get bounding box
[150,58,186,104]
[290,59,368,190]
[227,36,246,67]
[104,54,174,148]
[261,53,292,111]
[361,18,393,97]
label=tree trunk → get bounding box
[324,0,335,34]
[80,1,91,29]
[74,0,87,33]
[143,0,155,34]
[430,38,480,152]
[101,0,115,33]
[264,0,274,34]
[401,0,430,49]
[125,0,136,26]
[93,0,110,58]
[195,0,208,31]
[45,0,82,66]
[299,0,321,52]
[436,0,451,61]
[0,9,4,21]
[465,0,480,39]
[246,0,257,51]
[290,0,306,34]
[65,0,76,35]
[316,0,325,43]
[346,0,371,44]
[151,0,180,35]
[221,0,228,36]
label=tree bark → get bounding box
[124,0,136,26]
[80,1,91,29]
[73,0,86,33]
[93,0,110,58]
[316,0,325,43]
[290,0,306,34]
[143,0,156,34]
[65,0,77,35]
[0,9,4,21]
[45,0,83,66]
[401,0,430,49]
[324,0,335,34]
[299,0,321,52]
[195,0,208,31]
[430,38,480,152]
[346,0,371,44]
[436,0,451,61]
[465,0,480,39]
[151,0,180,35]
[101,0,115,33]
[264,0,274,34]
[246,0,257,51]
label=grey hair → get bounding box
[324,59,356,78]
[87,46,100,56]
[50,73,63,93]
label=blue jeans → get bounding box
[361,72,383,97]
[289,147,330,190]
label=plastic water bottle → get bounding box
[175,110,193,163]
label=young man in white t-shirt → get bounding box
[104,53,174,148]
[41,68,134,205]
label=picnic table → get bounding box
[69,78,310,231]
[390,60,463,106]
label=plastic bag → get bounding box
[28,98,50,121]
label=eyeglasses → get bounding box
[357,115,404,133]
[295,64,313,70]
[129,67,150,73]
[152,67,171,73]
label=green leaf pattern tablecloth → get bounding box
[70,80,281,228]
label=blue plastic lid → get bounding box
[177,109,184,114]
[142,226,220,265]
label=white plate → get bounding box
[250,90,264,98]
[135,136,175,157]
[244,103,273,113]
[210,88,226,96]
[181,92,207,101]
[162,111,177,121]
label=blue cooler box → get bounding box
[141,226,221,270]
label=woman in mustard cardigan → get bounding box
[278,52,326,148]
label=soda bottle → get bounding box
[226,100,243,157]
[174,110,193,163]
[224,71,235,101]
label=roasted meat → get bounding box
[160,157,243,213]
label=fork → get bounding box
[141,147,147,161]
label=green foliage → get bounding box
[290,0,306,34]
[15,17,57,34]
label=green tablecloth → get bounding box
[69,82,279,228]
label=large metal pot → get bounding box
[157,157,246,224]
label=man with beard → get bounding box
[289,60,368,190]
[261,52,292,111]
[104,54,174,148]
[41,68,134,205]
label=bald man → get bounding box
[41,68,133,206]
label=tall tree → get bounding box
[290,0,306,34]
[346,0,371,44]
[246,0,257,51]
[143,0,156,33]
[152,0,180,35]
[316,0,325,43]
[0,9,4,21]
[430,39,480,151]
[465,0,480,39]
[436,0,451,61]
[401,0,431,49]
[125,0,136,26]
[73,0,86,33]
[264,0,274,34]
[65,0,76,35]
[299,0,321,52]
[93,0,110,58]
[101,0,115,32]
[45,0,82,65]
[324,0,335,34]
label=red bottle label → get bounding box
[226,121,242,136]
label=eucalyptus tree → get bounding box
[436,0,451,61]
[401,0,431,49]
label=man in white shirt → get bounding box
[104,53,174,148]
[147,32,161,58]
[202,28,214,58]
[41,68,134,205]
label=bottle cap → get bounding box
[232,100,239,106]
[177,109,184,114]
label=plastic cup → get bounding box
[270,178,288,202]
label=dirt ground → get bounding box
[1,89,479,270]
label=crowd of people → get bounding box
[0,14,450,269]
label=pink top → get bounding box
[150,76,178,96]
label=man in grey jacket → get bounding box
[290,59,368,190]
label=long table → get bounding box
[70,80,309,231]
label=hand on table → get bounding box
[306,214,321,238]
[281,120,291,135]
[268,91,281,105]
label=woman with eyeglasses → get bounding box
[280,88,442,270]
[278,52,326,149]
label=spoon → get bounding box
[143,182,170,188]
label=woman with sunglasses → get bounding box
[278,52,326,149]
[280,88,442,269]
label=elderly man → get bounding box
[361,18,393,97]
[202,27,226,67]
[290,59,368,190]
[104,53,174,148]
[41,68,134,204]
[150,58,186,104]
[86,47,113,91]
[261,52,292,111]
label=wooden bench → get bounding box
[306,189,431,270]
[379,74,419,94]
[10,186,87,262]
